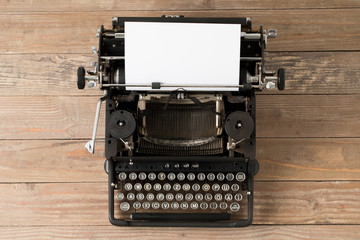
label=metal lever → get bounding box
[85,90,108,153]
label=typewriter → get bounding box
[77,16,285,227]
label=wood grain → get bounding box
[1,9,360,53]
[0,181,358,225]
[2,52,360,96]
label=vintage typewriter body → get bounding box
[77,16,285,227]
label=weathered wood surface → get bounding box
[1,9,360,53]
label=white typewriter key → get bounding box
[230,202,240,212]
[171,202,179,210]
[207,173,215,181]
[234,193,243,201]
[221,184,230,192]
[134,183,142,191]
[142,202,150,209]
[214,193,223,201]
[219,202,228,210]
[182,183,191,191]
[152,202,160,209]
[166,193,174,201]
[156,193,164,201]
[225,193,233,201]
[127,193,135,201]
[138,172,147,180]
[200,202,208,210]
[116,192,124,201]
[177,172,185,181]
[175,193,184,201]
[231,184,240,192]
[190,202,199,210]
[180,202,189,210]
[226,173,234,181]
[129,172,137,181]
[185,193,193,201]
[120,202,130,211]
[118,172,127,180]
[153,183,162,191]
[136,193,145,201]
[195,193,203,201]
[192,183,201,192]
[161,202,170,210]
[133,201,141,210]
[173,183,181,191]
[202,183,210,192]
[217,173,225,181]
[204,193,213,201]
[212,183,220,192]
[236,172,246,182]
[167,173,176,181]
[210,202,218,210]
[144,183,152,191]
[187,173,196,181]
[148,172,156,181]
[163,183,171,191]
[146,193,154,201]
[124,183,133,191]
[197,173,206,181]
[158,172,166,181]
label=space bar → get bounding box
[130,213,231,221]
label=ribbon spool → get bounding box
[224,111,254,141]
[108,110,136,139]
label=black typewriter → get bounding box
[77,15,285,227]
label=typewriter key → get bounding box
[171,202,179,210]
[154,183,162,191]
[185,193,193,201]
[212,183,220,192]
[190,202,199,210]
[158,172,166,181]
[204,193,213,201]
[234,193,243,201]
[167,173,176,181]
[175,193,183,201]
[207,173,215,181]
[133,201,141,210]
[180,202,189,210]
[146,193,154,201]
[177,172,185,181]
[222,184,230,192]
[127,192,135,201]
[129,172,137,181]
[187,173,196,181]
[118,172,127,180]
[226,173,234,181]
[120,202,130,211]
[124,183,132,191]
[136,193,144,201]
[219,202,228,210]
[138,172,146,180]
[236,172,246,182]
[202,183,210,192]
[217,173,225,181]
[166,193,174,201]
[148,172,156,181]
[116,192,124,201]
[230,202,240,212]
[142,202,150,209]
[200,202,208,210]
[161,202,170,210]
[173,183,181,191]
[152,202,160,209]
[195,193,203,201]
[156,193,165,201]
[192,183,200,192]
[225,193,233,201]
[231,184,240,192]
[163,183,171,191]
[144,183,152,191]
[210,202,218,210]
[197,173,206,181]
[182,183,191,191]
[214,193,223,201]
[134,183,142,191]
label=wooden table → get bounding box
[0,1,359,239]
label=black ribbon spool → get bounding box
[224,111,254,141]
[108,110,136,139]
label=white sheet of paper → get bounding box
[125,22,241,91]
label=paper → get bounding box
[125,22,241,91]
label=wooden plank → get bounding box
[0,10,359,53]
[0,225,359,240]
[2,0,360,12]
[0,138,359,183]
[2,52,359,96]
[0,181,358,225]
[0,95,359,139]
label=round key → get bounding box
[202,183,210,192]
[204,193,213,201]
[118,172,127,180]
[192,183,200,192]
[144,183,152,191]
[185,193,193,201]
[124,183,132,191]
[173,183,181,191]
[219,202,228,210]
[226,173,234,181]
[225,193,233,201]
[234,193,243,201]
[212,183,220,192]
[209,202,218,210]
[187,173,196,181]
[190,202,199,210]
[163,183,171,191]
[133,201,141,210]
[127,192,135,201]
[167,173,176,181]
[148,172,156,181]
[156,193,164,201]
[142,202,150,209]
[230,202,240,212]
[222,184,230,192]
[129,172,137,181]
[175,193,183,201]
[146,193,154,201]
[214,193,222,201]
[177,172,185,181]
[231,184,240,192]
[200,202,208,210]
[152,202,160,209]
[195,193,203,201]
[138,172,146,180]
[166,193,174,201]
[182,183,191,191]
[120,202,130,211]
[136,193,144,201]
[116,192,124,201]
[180,202,188,210]
[207,173,215,181]
[171,202,179,210]
[197,173,206,181]
[158,172,166,181]
[134,183,142,191]
[217,173,225,181]
[161,202,170,210]
[236,172,246,182]
[153,183,162,191]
